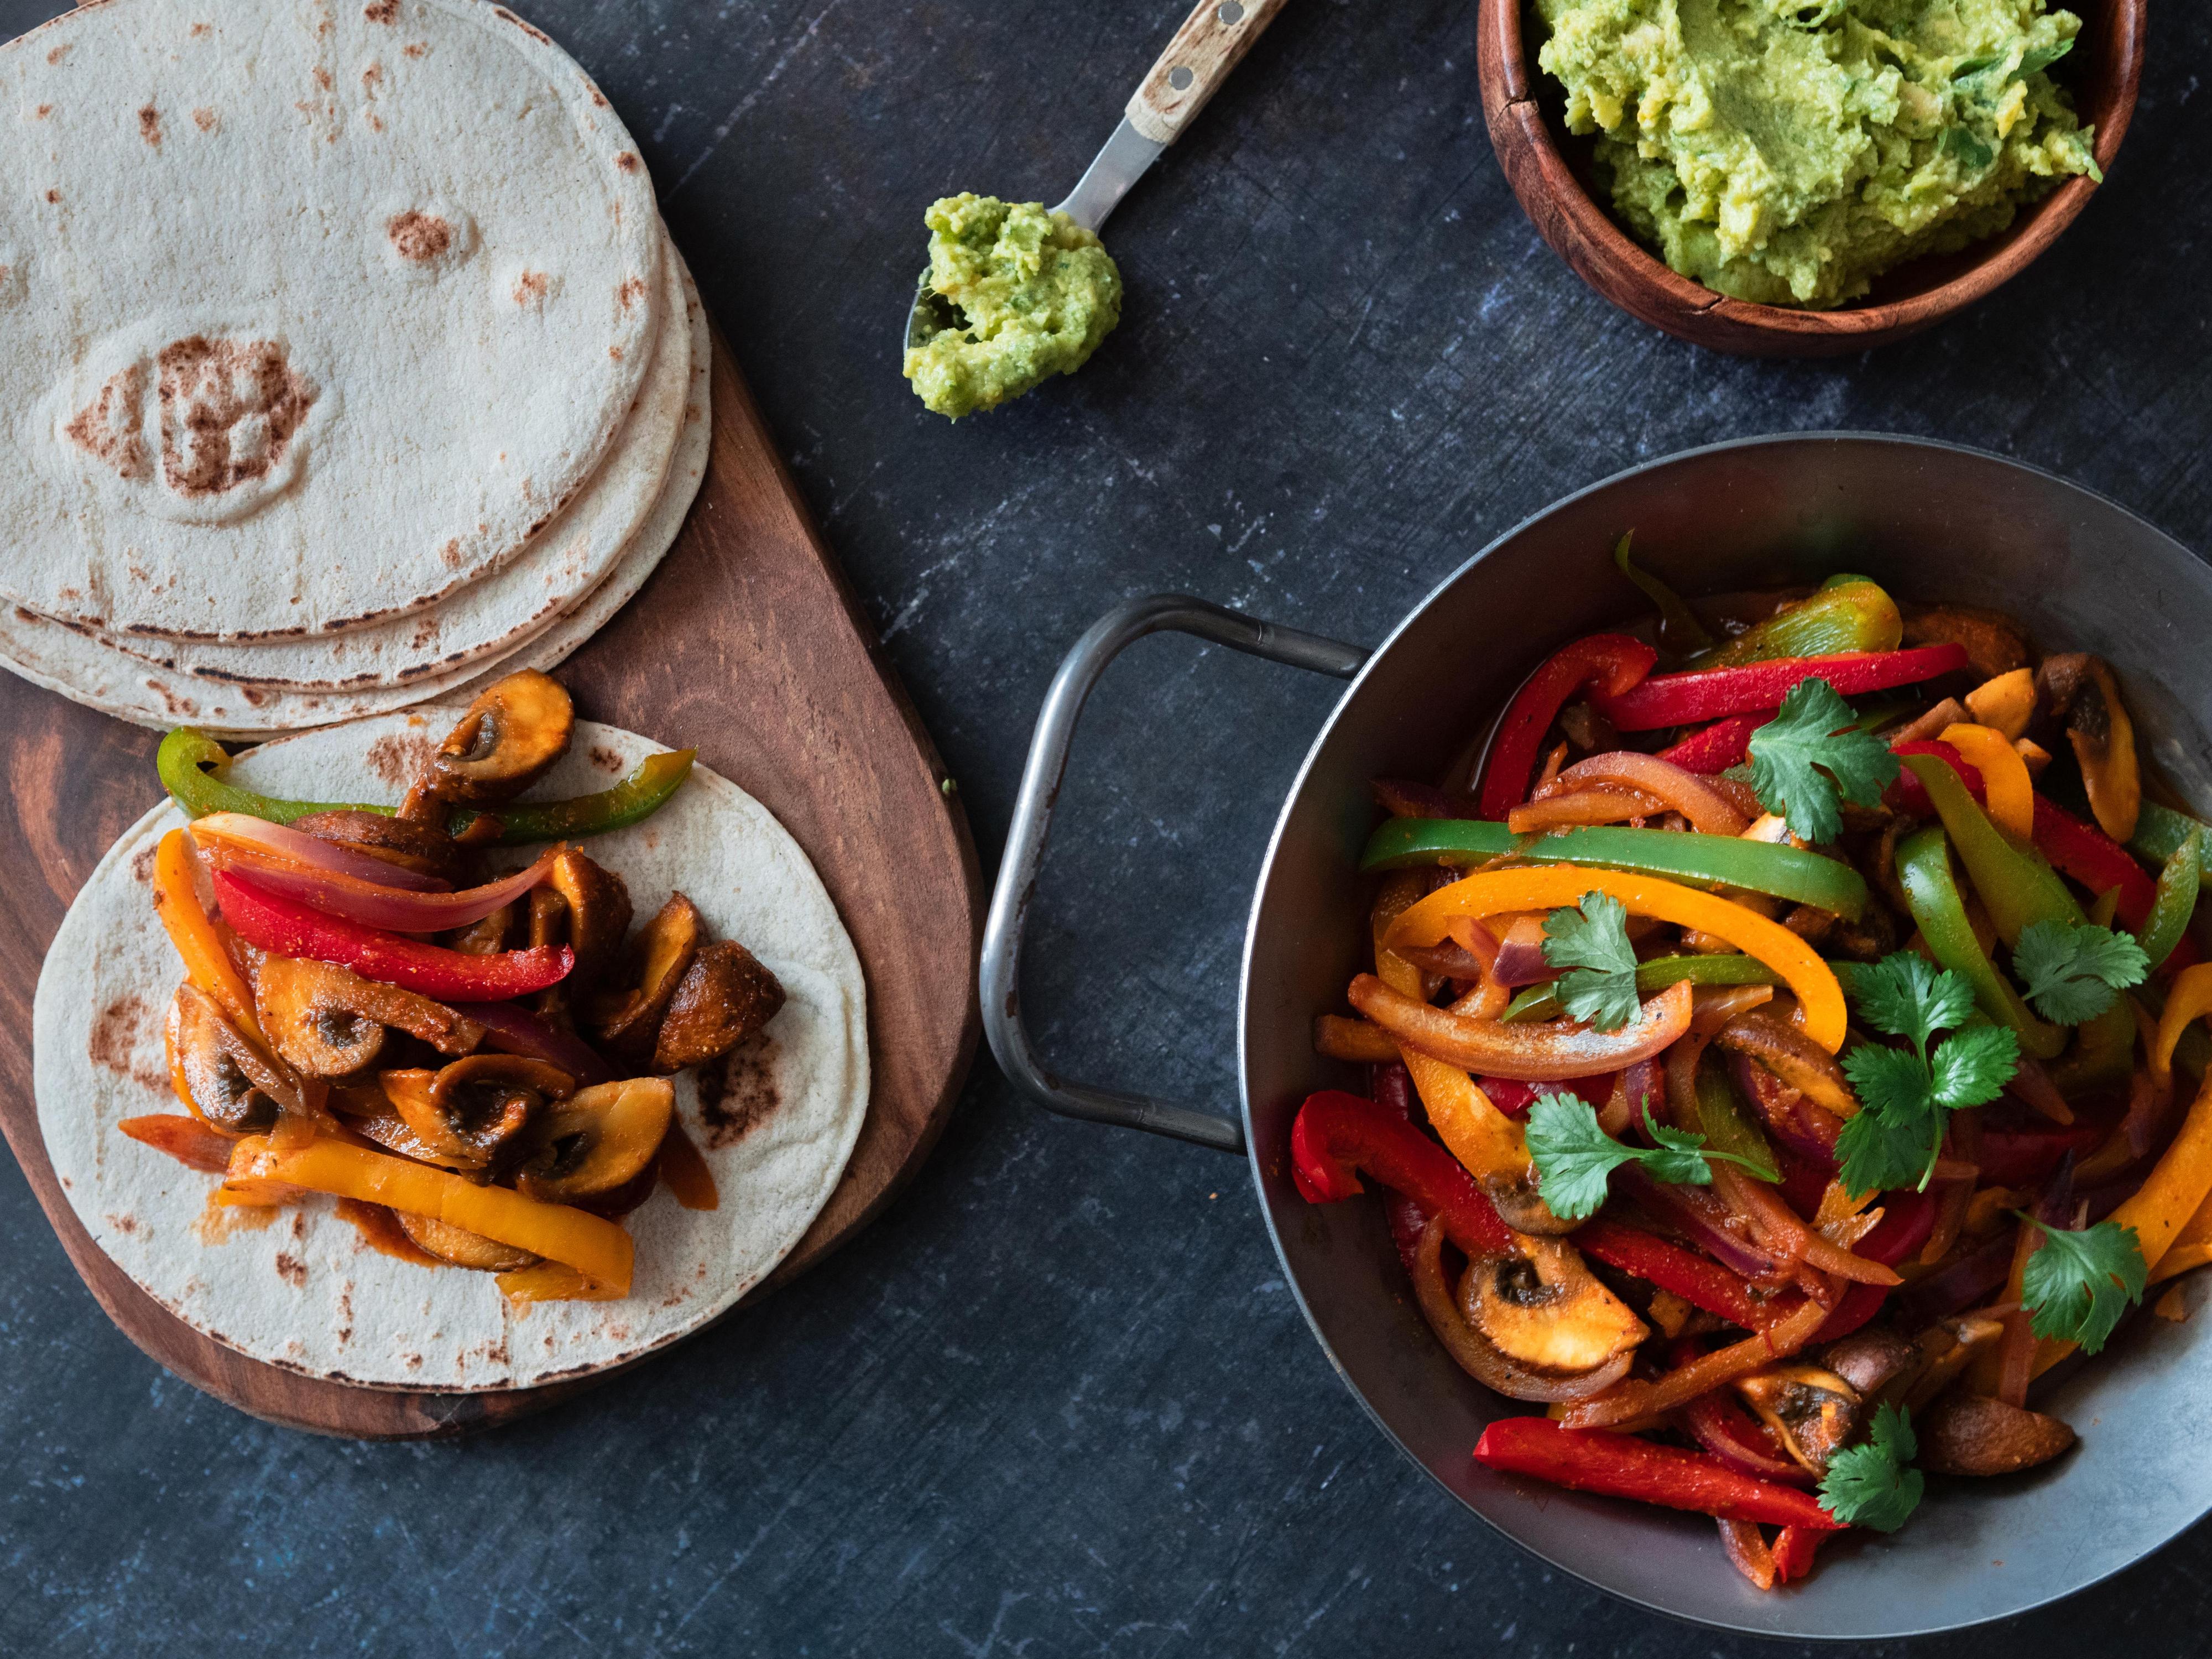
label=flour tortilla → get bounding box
[101,233,691,691]
[0,0,660,641]
[0,244,710,733]
[34,714,867,1390]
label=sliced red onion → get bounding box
[1892,1233,2014,1328]
[190,812,450,891]
[1731,1052,1841,1164]
[1618,1166,1785,1281]
[208,846,555,932]
[1490,916,1557,987]
[455,1000,613,1084]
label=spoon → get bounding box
[904,0,1289,352]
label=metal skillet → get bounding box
[982,432,2212,1640]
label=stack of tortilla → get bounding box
[0,0,709,734]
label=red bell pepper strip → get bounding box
[1656,713,1774,774]
[2032,797,2158,930]
[1473,1417,1843,1530]
[212,869,572,1001]
[1594,644,1970,733]
[1771,1525,1827,1583]
[1810,1188,1936,1342]
[1884,739,1983,815]
[1475,1073,1615,1118]
[1475,634,1657,818]
[1290,1091,1516,1258]
[1976,1120,2111,1187]
[1573,1219,1796,1333]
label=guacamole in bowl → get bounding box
[1533,0,2101,309]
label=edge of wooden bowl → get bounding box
[1477,0,2146,357]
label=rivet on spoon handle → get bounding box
[1124,0,1291,147]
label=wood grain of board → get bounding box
[0,326,984,1438]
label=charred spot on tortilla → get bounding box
[696,1031,782,1149]
[137,103,160,145]
[364,0,398,20]
[153,335,314,499]
[387,210,451,263]
[62,365,146,480]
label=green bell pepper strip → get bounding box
[2138,828,2201,972]
[2130,801,2209,867]
[158,726,695,846]
[1613,532,1714,653]
[1903,753,2135,1087]
[1360,818,1869,920]
[1500,953,1783,1024]
[1684,577,1903,670]
[1693,1054,1780,1183]
[1893,823,2065,1059]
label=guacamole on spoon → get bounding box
[903,194,1123,419]
[1535,0,2100,309]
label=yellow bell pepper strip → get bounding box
[496,1262,628,1303]
[1939,723,2033,839]
[1500,953,1782,1024]
[2153,963,2212,1083]
[158,726,694,846]
[1360,819,1868,920]
[1683,576,1904,669]
[152,828,265,1044]
[220,1135,635,1293]
[2035,1068,2212,1376]
[1387,866,1850,1051]
[1964,667,2036,739]
[2140,830,2202,973]
[1351,973,1693,1081]
[1893,825,2065,1059]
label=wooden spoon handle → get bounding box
[1124,0,1289,146]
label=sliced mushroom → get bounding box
[1735,1363,1863,1475]
[1894,1315,2007,1414]
[253,954,484,1078]
[1917,1392,2076,1476]
[168,984,281,1134]
[1458,1235,1647,1374]
[1963,667,2036,742]
[2068,658,2141,843]
[289,809,469,884]
[588,893,702,1068]
[426,669,574,805]
[1820,1326,1919,1399]
[526,886,572,1027]
[651,941,786,1073]
[514,1076,675,1203]
[546,848,632,986]
[381,1053,573,1168]
[1481,1168,1577,1238]
[393,1211,540,1272]
[445,899,518,957]
[1901,604,2031,680]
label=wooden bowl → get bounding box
[1477,0,2146,356]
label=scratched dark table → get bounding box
[5,0,2210,1653]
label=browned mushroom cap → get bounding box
[1736,1363,1863,1474]
[1917,1392,2077,1476]
[253,954,484,1078]
[381,1054,574,1169]
[1820,1326,1919,1399]
[393,1211,540,1272]
[1901,604,2031,680]
[426,670,574,805]
[444,899,519,957]
[168,984,281,1134]
[2067,659,2141,843]
[589,893,702,1068]
[526,886,573,1027]
[1457,1237,1647,1374]
[289,809,469,885]
[546,848,632,985]
[651,941,786,1073]
[515,1077,675,1203]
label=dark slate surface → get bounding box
[3,0,2208,1652]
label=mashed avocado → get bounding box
[1534,0,2099,309]
[902,194,1123,419]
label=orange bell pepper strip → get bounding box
[2036,1067,2212,1376]
[495,1262,628,1303]
[220,1135,635,1295]
[1386,867,1848,1051]
[152,828,263,1044]
[2153,962,2212,1083]
[1940,723,2034,840]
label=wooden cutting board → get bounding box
[0,326,984,1438]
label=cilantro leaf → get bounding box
[1542,891,1642,1034]
[1746,678,1901,843]
[2020,1217,2148,1354]
[2012,919,2150,1024]
[1525,1096,1773,1222]
[1843,951,1975,1048]
[1834,951,2018,1198]
[1819,1403,1924,1533]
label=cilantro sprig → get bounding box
[1541,891,1641,1032]
[1746,678,1901,843]
[2012,919,2148,1024]
[1525,1095,1775,1223]
[1837,953,2018,1197]
[2019,1216,2148,1353]
[1818,1403,1923,1533]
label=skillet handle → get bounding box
[982,594,1369,1155]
